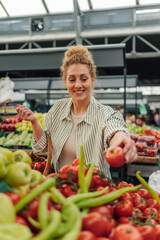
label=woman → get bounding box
[16,45,137,178]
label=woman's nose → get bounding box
[75,79,82,87]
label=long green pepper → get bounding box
[76,184,142,208]
[15,177,56,213]
[136,171,160,206]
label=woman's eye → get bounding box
[69,79,75,82]
[82,78,87,81]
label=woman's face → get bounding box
[64,64,95,104]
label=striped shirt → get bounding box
[32,96,129,178]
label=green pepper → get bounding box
[136,171,160,205]
[13,150,31,165]
[15,177,56,213]
[0,223,32,240]
[78,145,86,193]
[4,162,31,187]
[76,184,141,209]
[0,152,8,179]
[33,209,61,240]
[0,193,15,223]
[68,186,109,203]
[0,147,14,164]
[38,192,52,230]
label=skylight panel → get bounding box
[139,0,160,5]
[92,0,136,9]
[45,0,74,13]
[1,0,46,17]
[0,5,8,18]
[77,0,90,11]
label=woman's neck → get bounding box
[72,100,90,116]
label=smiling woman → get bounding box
[16,44,138,178]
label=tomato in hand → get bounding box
[104,146,125,167]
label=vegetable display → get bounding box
[0,145,160,239]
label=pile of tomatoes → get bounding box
[5,157,160,240]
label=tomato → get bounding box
[5,192,21,205]
[138,188,151,200]
[26,197,40,219]
[132,207,143,221]
[92,174,110,188]
[96,238,110,240]
[155,224,160,240]
[72,158,80,166]
[118,181,130,188]
[118,217,133,225]
[90,205,113,217]
[104,146,125,168]
[148,198,160,210]
[78,231,96,240]
[133,197,147,211]
[34,162,44,172]
[82,212,111,237]
[143,207,159,218]
[137,225,156,240]
[115,200,133,218]
[59,165,78,181]
[15,216,29,227]
[62,184,78,198]
[30,162,35,169]
[119,192,133,203]
[114,224,143,240]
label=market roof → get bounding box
[1,0,160,18]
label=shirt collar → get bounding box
[59,96,98,124]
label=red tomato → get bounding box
[143,207,159,218]
[90,205,113,217]
[155,224,160,240]
[92,174,110,188]
[59,165,78,181]
[26,197,40,219]
[72,158,80,166]
[148,198,160,210]
[118,217,133,225]
[82,212,110,237]
[133,197,147,211]
[62,184,78,198]
[132,207,143,221]
[15,216,29,227]
[104,146,125,167]
[119,192,133,203]
[34,162,44,172]
[118,181,129,188]
[115,200,133,218]
[137,225,156,240]
[114,224,143,240]
[5,192,21,205]
[78,231,96,240]
[96,238,110,240]
[138,188,151,200]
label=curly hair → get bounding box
[60,45,97,80]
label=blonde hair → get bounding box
[61,45,97,80]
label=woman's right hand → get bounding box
[16,104,37,123]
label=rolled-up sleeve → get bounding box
[104,110,129,147]
[32,110,52,153]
